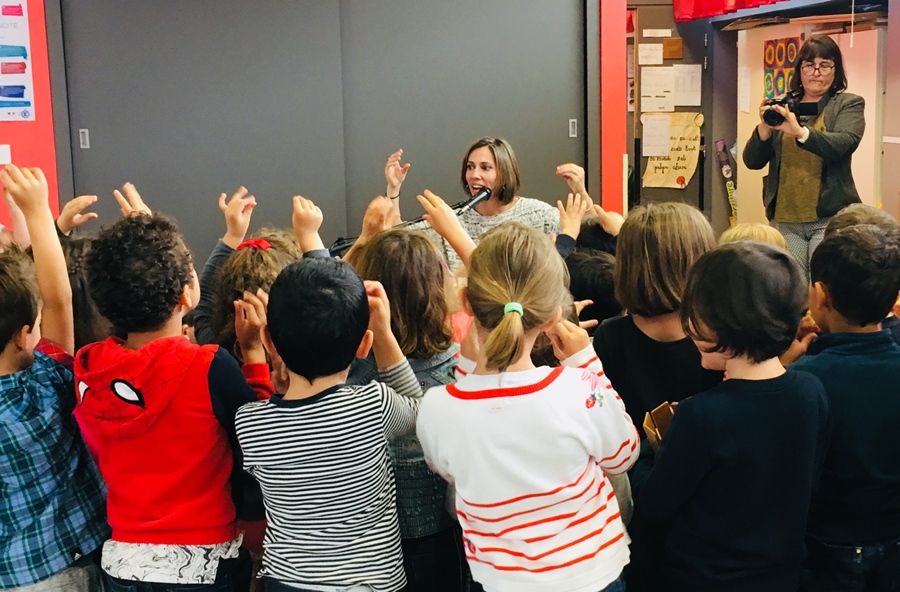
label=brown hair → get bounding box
[460,137,521,205]
[467,223,569,370]
[210,229,297,360]
[354,230,453,359]
[824,203,900,240]
[615,202,716,317]
[0,243,39,348]
[719,222,787,249]
[790,35,847,95]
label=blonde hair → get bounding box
[467,223,569,371]
[614,202,716,317]
[719,223,787,248]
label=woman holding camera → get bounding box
[743,35,865,282]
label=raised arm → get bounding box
[1,165,73,354]
[385,148,411,221]
[56,195,99,236]
[3,188,30,247]
[417,190,476,267]
[556,163,592,204]
[292,195,326,254]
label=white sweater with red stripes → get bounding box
[416,347,640,592]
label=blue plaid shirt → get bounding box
[0,351,109,587]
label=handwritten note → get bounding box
[638,44,663,66]
[642,115,671,157]
[643,112,704,189]
[640,66,674,112]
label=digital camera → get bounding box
[763,91,802,126]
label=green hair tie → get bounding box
[503,302,524,317]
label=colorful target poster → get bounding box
[764,36,800,99]
[0,2,34,120]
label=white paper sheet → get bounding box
[673,64,702,106]
[642,115,672,157]
[640,66,674,112]
[638,44,663,66]
[643,29,672,38]
[0,145,10,164]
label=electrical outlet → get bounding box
[568,119,578,138]
[79,129,90,149]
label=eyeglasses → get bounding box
[800,63,834,75]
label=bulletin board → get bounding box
[0,0,59,226]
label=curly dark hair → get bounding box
[86,214,194,334]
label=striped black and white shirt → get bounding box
[235,361,422,592]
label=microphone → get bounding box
[457,187,492,214]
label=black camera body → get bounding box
[763,90,828,127]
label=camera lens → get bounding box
[763,109,785,127]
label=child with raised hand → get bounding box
[73,208,273,591]
[793,225,900,591]
[0,164,108,590]
[636,241,829,592]
[416,223,639,592]
[235,258,424,592]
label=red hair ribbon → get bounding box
[236,238,272,251]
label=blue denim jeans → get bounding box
[800,534,900,591]
[102,548,252,592]
[600,576,625,592]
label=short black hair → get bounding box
[565,250,621,333]
[681,241,806,363]
[810,225,900,327]
[86,214,193,334]
[267,257,369,381]
[576,216,617,255]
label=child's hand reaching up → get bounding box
[365,280,404,369]
[548,320,592,362]
[557,193,591,240]
[218,186,256,249]
[56,195,99,235]
[234,289,268,365]
[1,164,50,214]
[417,190,476,266]
[113,182,151,217]
[292,196,325,253]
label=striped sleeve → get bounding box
[455,355,476,381]
[562,344,604,374]
[377,360,422,440]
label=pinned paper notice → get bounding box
[0,145,10,165]
[642,116,671,157]
[644,29,672,38]
[640,66,674,112]
[638,44,663,65]
[673,64,702,106]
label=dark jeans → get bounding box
[800,534,900,591]
[103,547,252,592]
[401,529,464,592]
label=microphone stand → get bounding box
[328,193,486,257]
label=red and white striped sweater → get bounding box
[416,346,640,592]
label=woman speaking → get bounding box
[743,35,865,282]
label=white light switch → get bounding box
[568,119,578,138]
[79,129,90,149]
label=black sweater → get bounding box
[635,370,829,592]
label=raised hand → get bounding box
[292,195,325,253]
[417,190,476,267]
[218,186,257,249]
[385,149,411,197]
[360,196,397,241]
[235,289,268,364]
[1,164,49,214]
[557,192,591,239]
[56,194,99,235]
[556,163,589,201]
[548,319,592,362]
[592,204,625,237]
[112,182,151,217]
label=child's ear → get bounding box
[811,281,831,312]
[458,286,474,316]
[356,329,374,359]
[261,326,277,358]
[12,325,31,350]
[179,270,201,311]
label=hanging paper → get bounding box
[0,3,34,121]
[642,112,704,189]
[640,66,674,113]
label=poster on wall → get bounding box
[764,36,800,100]
[0,2,34,121]
[642,112,704,189]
